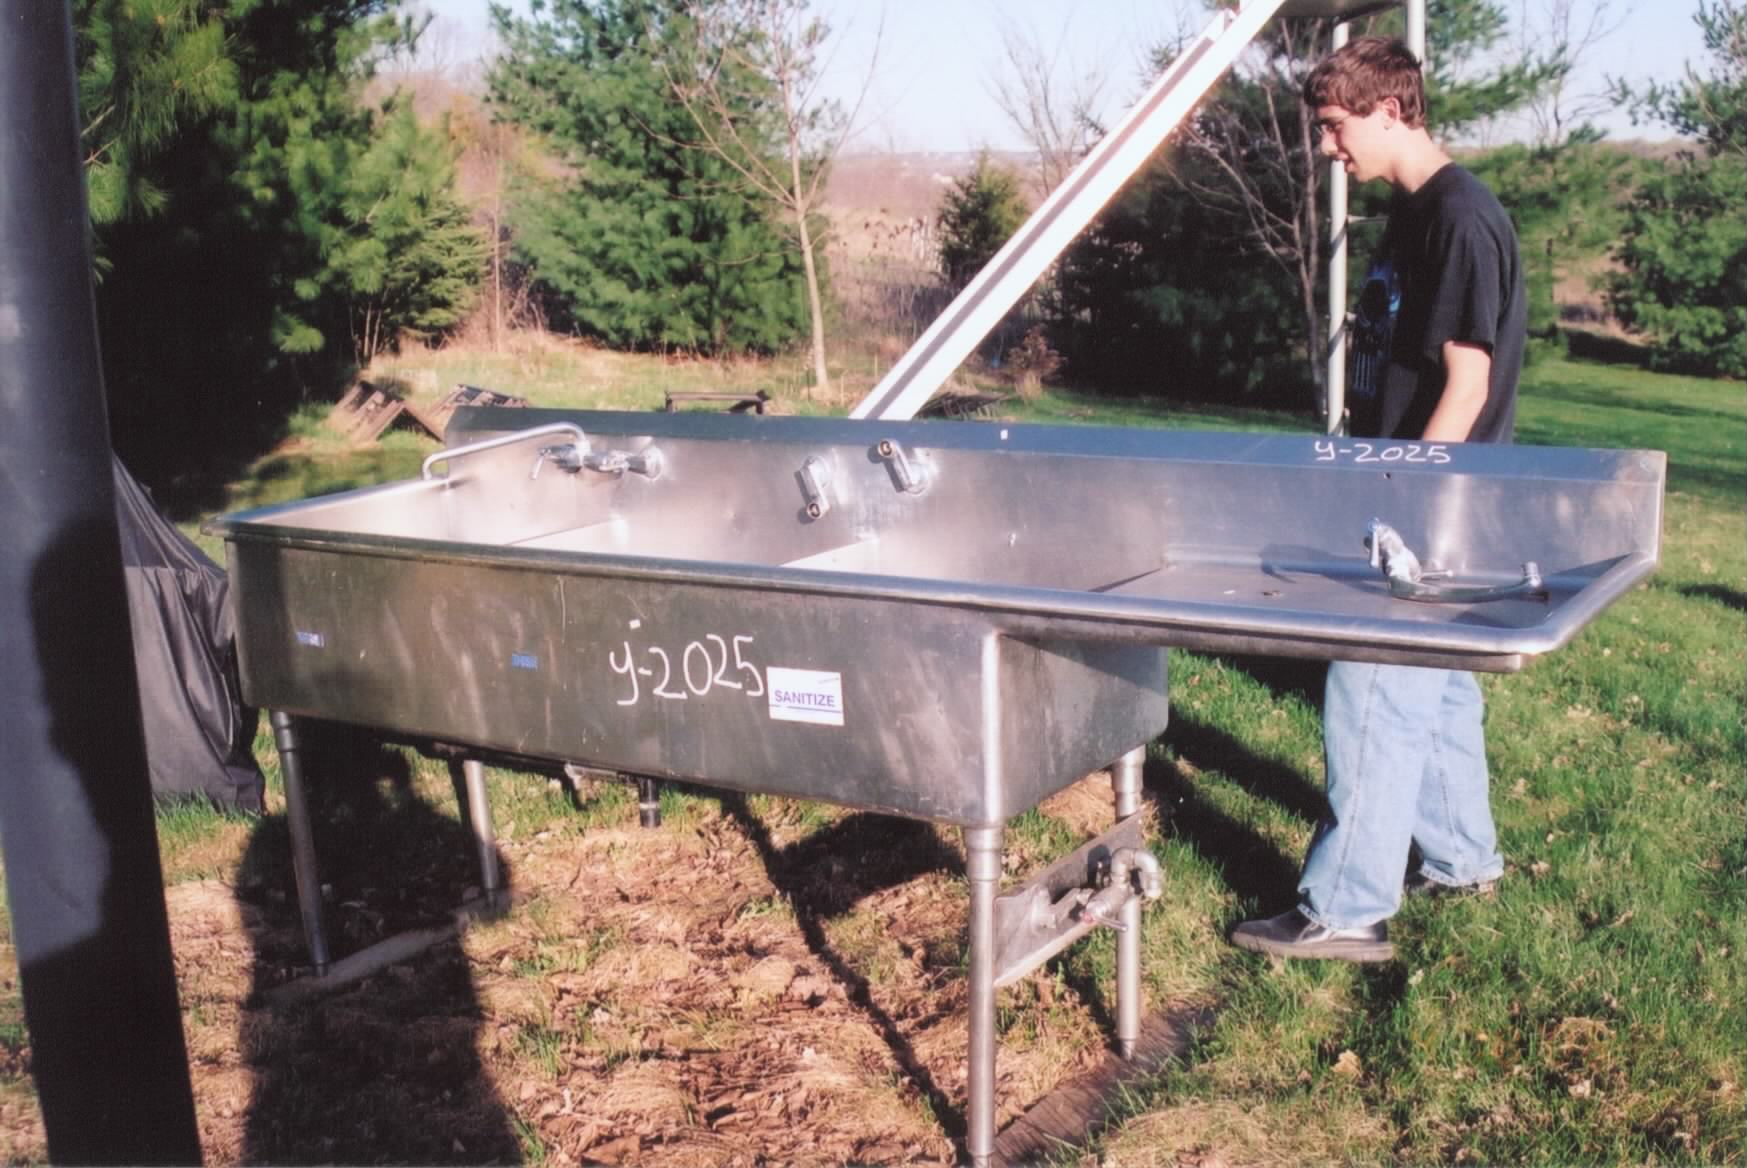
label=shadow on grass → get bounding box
[1680,583,1747,614]
[1163,715,1327,828]
[237,722,520,1165]
[118,387,327,525]
[720,798,966,1144]
[1356,957,1411,1018]
[1142,751,1303,914]
[1561,327,1656,369]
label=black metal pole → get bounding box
[0,3,202,1163]
[637,775,663,829]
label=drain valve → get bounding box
[1079,847,1165,932]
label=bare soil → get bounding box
[1,751,1143,1166]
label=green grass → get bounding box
[71,344,1743,1164]
[1515,358,1745,505]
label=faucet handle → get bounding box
[530,442,585,480]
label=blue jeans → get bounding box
[1298,662,1505,929]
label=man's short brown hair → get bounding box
[1303,36,1426,128]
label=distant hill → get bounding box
[824,151,1037,217]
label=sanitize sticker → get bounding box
[766,667,844,727]
[295,630,325,648]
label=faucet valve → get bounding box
[530,442,585,479]
[1079,847,1164,932]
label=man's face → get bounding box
[1314,100,1397,185]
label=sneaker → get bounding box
[1404,873,1499,899]
[1230,909,1394,963]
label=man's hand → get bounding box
[1420,340,1491,442]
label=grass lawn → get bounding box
[2,343,1738,1164]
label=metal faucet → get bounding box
[530,442,586,479]
[582,447,664,478]
[1366,518,1548,604]
[531,442,663,480]
[1366,518,1424,584]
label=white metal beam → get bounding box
[1324,0,1426,435]
[851,0,1290,421]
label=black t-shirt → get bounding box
[1346,163,1526,444]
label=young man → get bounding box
[1230,36,1528,962]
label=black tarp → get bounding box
[113,455,264,812]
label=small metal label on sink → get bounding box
[295,630,325,648]
[767,667,844,727]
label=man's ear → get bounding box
[1379,95,1402,125]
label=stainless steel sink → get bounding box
[206,406,1664,1160]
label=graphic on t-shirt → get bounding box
[1349,256,1400,411]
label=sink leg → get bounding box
[1112,745,1147,1058]
[964,823,1003,1168]
[636,775,661,829]
[459,758,504,909]
[269,711,331,975]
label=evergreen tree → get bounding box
[489,0,809,354]
[1467,137,1640,345]
[1051,146,1306,402]
[331,100,487,362]
[936,152,1028,291]
[76,1,485,480]
[1607,0,1746,377]
[75,0,236,232]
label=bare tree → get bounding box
[986,12,1111,195]
[666,0,880,397]
[446,89,553,348]
[1515,0,1624,145]
[1164,18,1336,393]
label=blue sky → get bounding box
[422,0,1709,151]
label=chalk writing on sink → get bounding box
[609,628,764,706]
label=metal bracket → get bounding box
[875,439,929,495]
[992,813,1157,988]
[797,455,832,519]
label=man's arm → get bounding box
[1420,340,1491,441]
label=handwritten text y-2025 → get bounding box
[609,629,763,707]
[1313,440,1452,465]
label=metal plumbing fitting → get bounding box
[1079,846,1164,932]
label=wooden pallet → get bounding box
[919,388,1012,419]
[663,389,771,414]
[418,384,528,437]
[327,382,528,444]
[326,380,410,442]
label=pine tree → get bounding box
[489,0,809,355]
[1607,0,1746,377]
[75,0,237,231]
[936,153,1028,292]
[77,1,485,478]
[332,101,488,362]
[1467,138,1639,346]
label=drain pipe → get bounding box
[637,775,663,829]
[0,3,201,1162]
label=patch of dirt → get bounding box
[0,776,1155,1165]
